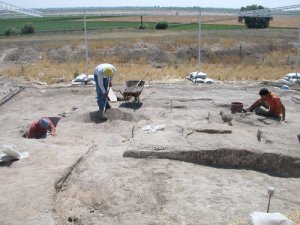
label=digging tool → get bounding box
[136,61,156,87]
[102,86,110,119]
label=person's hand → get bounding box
[104,93,108,100]
[109,82,112,87]
[50,129,56,136]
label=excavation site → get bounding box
[1,4,300,225]
[0,75,299,225]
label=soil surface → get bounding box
[0,76,299,225]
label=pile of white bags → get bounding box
[186,71,214,84]
[277,72,300,85]
[71,74,95,85]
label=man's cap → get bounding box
[39,118,50,129]
[103,67,113,77]
[259,88,270,96]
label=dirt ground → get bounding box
[0,75,299,225]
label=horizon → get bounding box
[4,0,300,10]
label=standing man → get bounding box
[94,63,116,111]
[246,88,286,122]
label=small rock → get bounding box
[68,216,78,222]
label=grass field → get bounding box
[0,12,299,84]
[0,15,250,35]
[1,14,299,35]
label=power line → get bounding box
[0,1,43,17]
[239,4,300,17]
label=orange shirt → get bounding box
[263,93,283,116]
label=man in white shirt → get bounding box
[93,63,116,111]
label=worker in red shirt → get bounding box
[27,117,56,139]
[246,88,286,122]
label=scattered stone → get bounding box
[68,216,78,222]
[257,129,273,144]
[220,111,233,126]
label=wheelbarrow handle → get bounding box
[136,61,156,87]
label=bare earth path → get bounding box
[0,77,299,225]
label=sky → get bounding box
[4,0,300,9]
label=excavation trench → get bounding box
[123,148,300,178]
[0,86,24,107]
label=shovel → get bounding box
[102,86,110,118]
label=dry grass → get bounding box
[1,59,295,85]
[0,16,299,84]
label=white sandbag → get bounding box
[73,74,87,82]
[204,78,214,84]
[87,74,95,81]
[1,144,29,162]
[250,212,294,225]
[2,144,20,159]
[192,78,205,83]
[290,78,300,84]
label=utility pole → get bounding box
[197,11,201,73]
[84,11,89,76]
[296,26,300,73]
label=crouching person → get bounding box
[246,88,286,122]
[27,117,56,139]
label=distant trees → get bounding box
[4,27,18,36]
[238,5,273,29]
[155,21,168,30]
[21,23,35,34]
[3,23,35,36]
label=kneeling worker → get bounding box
[27,117,56,139]
[246,88,286,122]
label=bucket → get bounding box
[231,102,243,114]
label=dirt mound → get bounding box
[82,108,138,123]
[106,108,138,122]
[1,47,39,65]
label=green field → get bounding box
[0,15,245,35]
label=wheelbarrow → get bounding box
[118,61,155,103]
[119,80,145,103]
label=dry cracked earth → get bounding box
[0,76,300,225]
